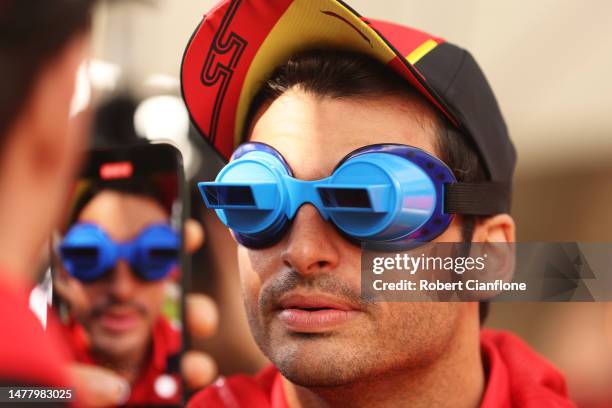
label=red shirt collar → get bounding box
[0,277,71,387]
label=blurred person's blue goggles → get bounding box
[60,223,180,282]
[199,142,509,248]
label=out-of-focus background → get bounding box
[86,0,612,405]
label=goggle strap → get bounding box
[444,182,511,215]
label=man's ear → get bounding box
[53,266,88,311]
[470,214,516,287]
[472,213,515,243]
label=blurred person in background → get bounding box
[0,0,98,389]
[55,178,184,405]
[189,190,270,376]
[0,1,218,406]
[181,1,576,407]
[538,302,612,408]
[91,95,144,149]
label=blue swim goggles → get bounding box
[60,223,180,282]
[199,142,509,248]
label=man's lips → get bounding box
[276,293,361,334]
[96,308,142,333]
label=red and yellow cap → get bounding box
[181,0,516,183]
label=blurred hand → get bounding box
[70,219,219,406]
[70,364,131,407]
[181,219,219,389]
[181,293,219,390]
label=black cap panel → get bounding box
[416,42,516,183]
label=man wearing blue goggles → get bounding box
[54,180,184,405]
[181,1,571,405]
[61,222,179,282]
[188,48,525,407]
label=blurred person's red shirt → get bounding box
[188,329,575,408]
[65,316,182,406]
[0,278,71,386]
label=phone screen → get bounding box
[51,143,186,407]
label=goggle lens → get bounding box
[60,223,179,282]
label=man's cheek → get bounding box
[78,288,99,321]
[238,247,268,298]
[241,245,285,279]
[435,217,463,242]
[236,250,260,309]
[144,283,167,318]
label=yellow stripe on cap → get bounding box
[234,0,398,147]
[406,39,438,65]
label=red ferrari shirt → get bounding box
[0,277,71,387]
[188,329,575,408]
[67,316,182,406]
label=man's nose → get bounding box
[107,260,139,301]
[280,204,341,277]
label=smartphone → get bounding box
[50,142,188,407]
